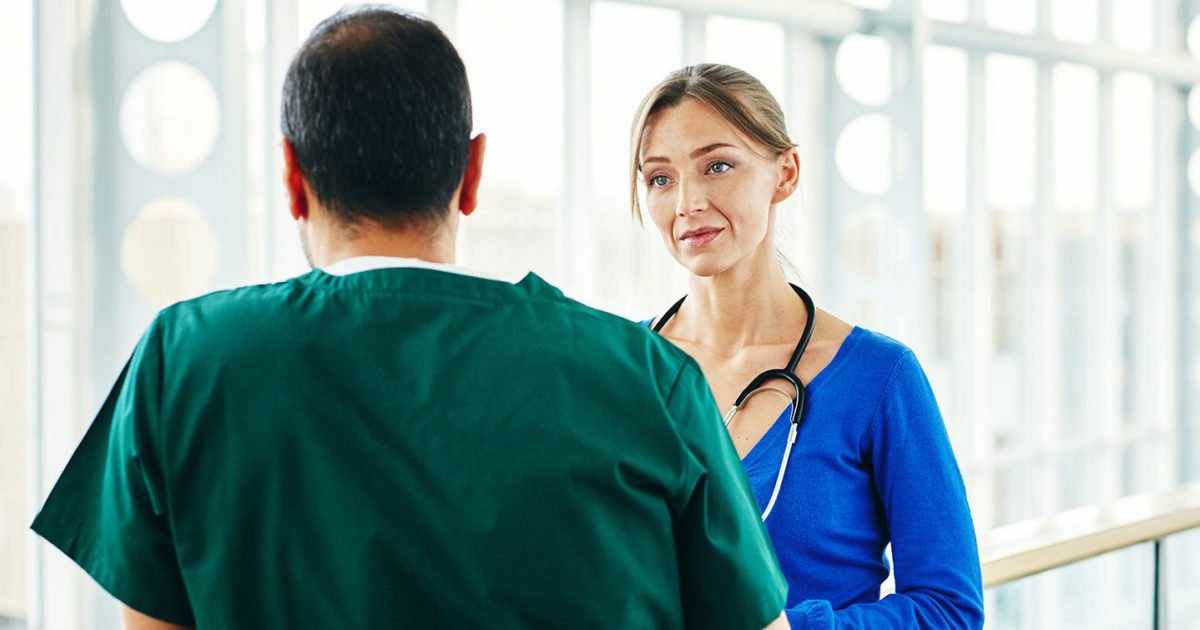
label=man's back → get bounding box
[34,265,785,629]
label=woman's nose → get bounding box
[675,179,705,216]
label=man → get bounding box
[33,7,788,629]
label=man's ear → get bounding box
[457,133,487,216]
[282,139,310,221]
[771,147,800,204]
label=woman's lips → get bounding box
[679,227,722,248]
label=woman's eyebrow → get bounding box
[643,142,737,165]
[690,142,734,158]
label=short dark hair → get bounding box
[281,6,472,230]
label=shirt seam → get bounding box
[861,348,914,454]
[662,358,692,406]
[295,270,575,311]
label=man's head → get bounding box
[281,6,476,236]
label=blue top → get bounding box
[643,323,984,629]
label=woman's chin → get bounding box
[677,257,728,278]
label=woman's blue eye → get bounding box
[650,175,670,187]
[709,162,731,174]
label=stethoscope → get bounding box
[653,283,815,521]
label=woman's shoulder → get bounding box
[845,326,915,364]
[819,325,932,400]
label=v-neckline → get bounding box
[739,326,862,464]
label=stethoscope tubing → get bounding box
[654,284,816,522]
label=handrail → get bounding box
[977,480,1200,587]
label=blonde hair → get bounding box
[629,63,797,223]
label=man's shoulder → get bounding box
[149,272,317,342]
[516,275,689,352]
[487,274,703,395]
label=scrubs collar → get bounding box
[322,256,502,281]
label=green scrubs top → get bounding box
[33,267,785,629]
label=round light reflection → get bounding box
[835,114,892,195]
[120,0,218,43]
[120,61,221,176]
[122,198,220,307]
[1188,150,1200,198]
[835,34,892,106]
[1189,16,1200,60]
[1187,87,1200,131]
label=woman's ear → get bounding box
[771,147,800,204]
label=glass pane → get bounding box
[120,198,221,308]
[1051,63,1098,449]
[924,46,967,215]
[120,0,218,43]
[299,0,347,36]
[927,213,958,432]
[1189,219,1200,483]
[1112,0,1155,51]
[1119,210,1146,432]
[1056,543,1154,629]
[1167,529,1200,630]
[243,0,273,281]
[992,211,1029,455]
[985,0,1035,34]
[299,0,428,38]
[1057,213,1091,439]
[923,45,966,444]
[457,0,563,282]
[985,54,1036,210]
[1052,0,1099,43]
[0,0,31,624]
[387,0,427,13]
[986,543,1155,629]
[1113,73,1155,209]
[836,34,892,107]
[587,1,682,317]
[925,0,967,22]
[1053,63,1099,210]
[836,114,893,195]
[1059,448,1105,509]
[1119,438,1157,496]
[994,460,1040,525]
[1189,16,1200,60]
[705,16,785,107]
[119,61,221,176]
[843,0,891,9]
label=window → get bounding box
[0,0,32,625]
[15,1,1199,627]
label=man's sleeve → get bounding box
[666,360,787,630]
[31,322,195,626]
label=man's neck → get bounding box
[304,213,458,269]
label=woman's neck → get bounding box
[675,252,807,352]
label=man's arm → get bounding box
[663,360,789,630]
[122,605,192,630]
[761,612,789,630]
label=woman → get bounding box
[631,64,984,629]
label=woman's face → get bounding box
[639,98,796,279]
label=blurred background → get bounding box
[2,0,1199,628]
